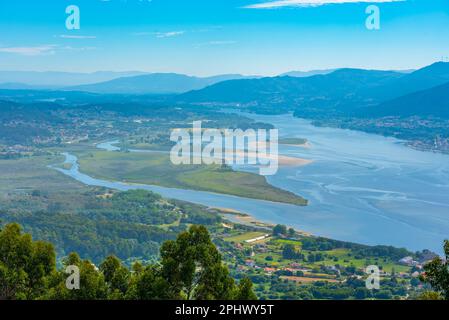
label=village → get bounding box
[213,220,437,299]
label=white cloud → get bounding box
[244,0,405,9]
[61,46,97,52]
[154,31,185,38]
[133,31,185,38]
[0,45,57,56]
[0,44,96,56]
[58,35,97,39]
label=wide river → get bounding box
[54,112,449,254]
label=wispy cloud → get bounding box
[133,30,185,38]
[57,35,97,39]
[132,27,223,39]
[61,46,97,52]
[154,31,185,38]
[0,45,57,56]
[244,0,405,9]
[0,44,97,56]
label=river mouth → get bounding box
[52,112,449,254]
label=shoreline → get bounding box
[210,206,312,237]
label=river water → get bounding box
[54,113,449,254]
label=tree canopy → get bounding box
[0,223,256,300]
[0,223,55,299]
[420,240,449,300]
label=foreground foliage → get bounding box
[419,240,449,300]
[0,223,256,300]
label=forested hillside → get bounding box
[0,223,256,300]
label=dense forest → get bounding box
[0,223,256,300]
[0,189,221,264]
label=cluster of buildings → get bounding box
[398,256,421,267]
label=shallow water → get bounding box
[239,113,449,254]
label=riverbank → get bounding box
[210,206,312,236]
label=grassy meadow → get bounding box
[75,150,308,206]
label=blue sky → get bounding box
[0,0,448,76]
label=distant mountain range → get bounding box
[65,73,259,94]
[280,69,337,77]
[0,82,45,90]
[280,68,415,77]
[0,71,147,88]
[178,62,449,117]
[368,80,449,118]
[1,62,448,118]
[178,68,404,106]
[362,62,449,101]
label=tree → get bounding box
[273,224,287,236]
[127,265,170,300]
[44,252,108,300]
[0,223,55,299]
[355,287,368,300]
[160,225,237,300]
[410,277,420,287]
[127,225,257,300]
[418,291,443,300]
[235,277,257,300]
[287,228,296,238]
[282,244,303,260]
[420,240,449,300]
[100,255,130,297]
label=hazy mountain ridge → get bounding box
[65,73,259,94]
[360,62,449,101]
[178,62,449,116]
[178,68,405,109]
[280,69,337,77]
[0,71,148,87]
[366,81,449,118]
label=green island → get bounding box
[74,149,308,206]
